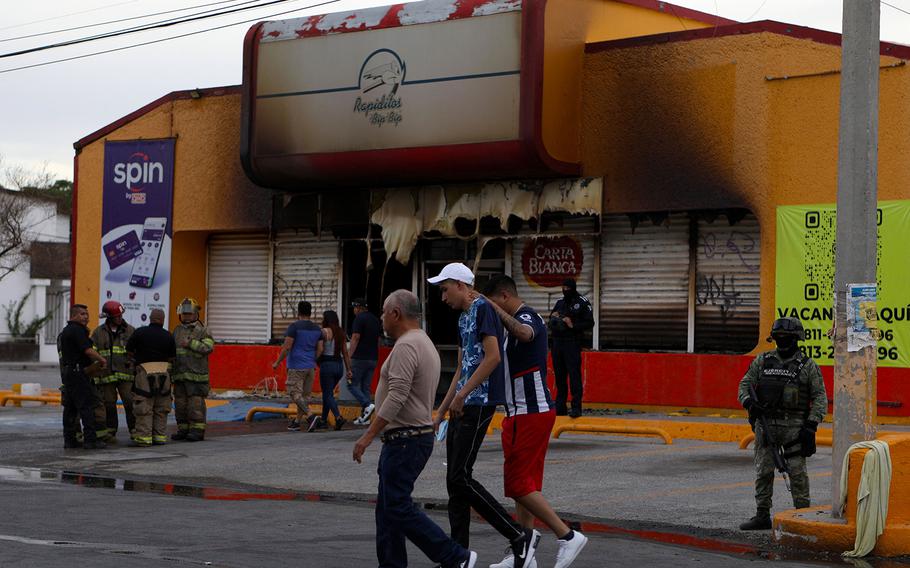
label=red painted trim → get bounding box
[262,0,515,39]
[209,344,909,417]
[240,0,579,190]
[70,154,78,307]
[73,85,241,151]
[586,19,910,60]
[613,0,737,27]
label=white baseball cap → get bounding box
[427,262,474,286]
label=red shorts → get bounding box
[501,409,556,498]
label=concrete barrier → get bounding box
[0,394,61,407]
[553,423,673,444]
[774,434,910,556]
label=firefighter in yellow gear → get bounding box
[126,309,177,447]
[90,301,136,442]
[171,298,215,442]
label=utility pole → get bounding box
[832,0,880,512]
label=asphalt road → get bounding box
[0,471,845,568]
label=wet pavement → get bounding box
[1,370,908,566]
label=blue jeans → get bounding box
[377,433,467,568]
[319,360,344,421]
[349,359,376,408]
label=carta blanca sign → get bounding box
[776,201,910,367]
[521,236,583,288]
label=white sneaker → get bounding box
[362,403,375,421]
[490,552,538,568]
[460,550,477,568]
[553,531,588,568]
[352,416,365,426]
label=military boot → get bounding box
[739,510,772,531]
[793,499,810,509]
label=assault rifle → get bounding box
[748,384,792,492]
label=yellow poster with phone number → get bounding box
[776,201,910,367]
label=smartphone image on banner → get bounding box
[102,230,143,270]
[129,217,167,288]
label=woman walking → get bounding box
[317,310,353,431]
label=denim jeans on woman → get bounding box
[319,359,344,421]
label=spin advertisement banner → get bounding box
[776,201,910,367]
[98,139,175,329]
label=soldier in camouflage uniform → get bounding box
[171,298,215,442]
[737,317,827,530]
[90,301,136,442]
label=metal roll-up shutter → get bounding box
[600,213,689,350]
[512,219,597,323]
[694,213,761,353]
[207,233,271,343]
[271,231,340,338]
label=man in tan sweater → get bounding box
[353,289,477,568]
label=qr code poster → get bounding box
[775,201,910,367]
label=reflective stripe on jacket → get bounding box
[171,321,214,382]
[91,323,135,384]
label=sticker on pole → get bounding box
[847,283,878,352]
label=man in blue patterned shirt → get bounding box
[430,263,537,568]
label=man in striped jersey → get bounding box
[482,275,588,568]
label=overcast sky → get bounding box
[1,0,908,183]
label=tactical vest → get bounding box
[756,352,810,416]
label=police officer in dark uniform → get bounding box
[58,303,108,449]
[737,317,827,530]
[549,278,594,418]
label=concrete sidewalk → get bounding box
[0,405,848,553]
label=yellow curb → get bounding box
[488,413,754,443]
[775,434,910,557]
[774,507,910,557]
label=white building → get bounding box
[0,189,71,363]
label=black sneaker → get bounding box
[511,529,541,568]
[307,416,322,432]
[334,416,347,431]
[287,421,300,431]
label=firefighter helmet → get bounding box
[177,297,201,315]
[770,317,805,340]
[101,300,125,318]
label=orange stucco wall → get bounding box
[582,31,910,357]
[73,93,272,327]
[542,1,713,164]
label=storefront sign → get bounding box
[776,201,910,367]
[99,140,175,328]
[521,236,583,288]
[251,10,520,155]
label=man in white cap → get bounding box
[428,263,539,568]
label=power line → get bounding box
[1,0,294,59]
[0,0,248,43]
[0,1,144,32]
[881,0,910,17]
[0,0,341,75]
[746,0,770,21]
